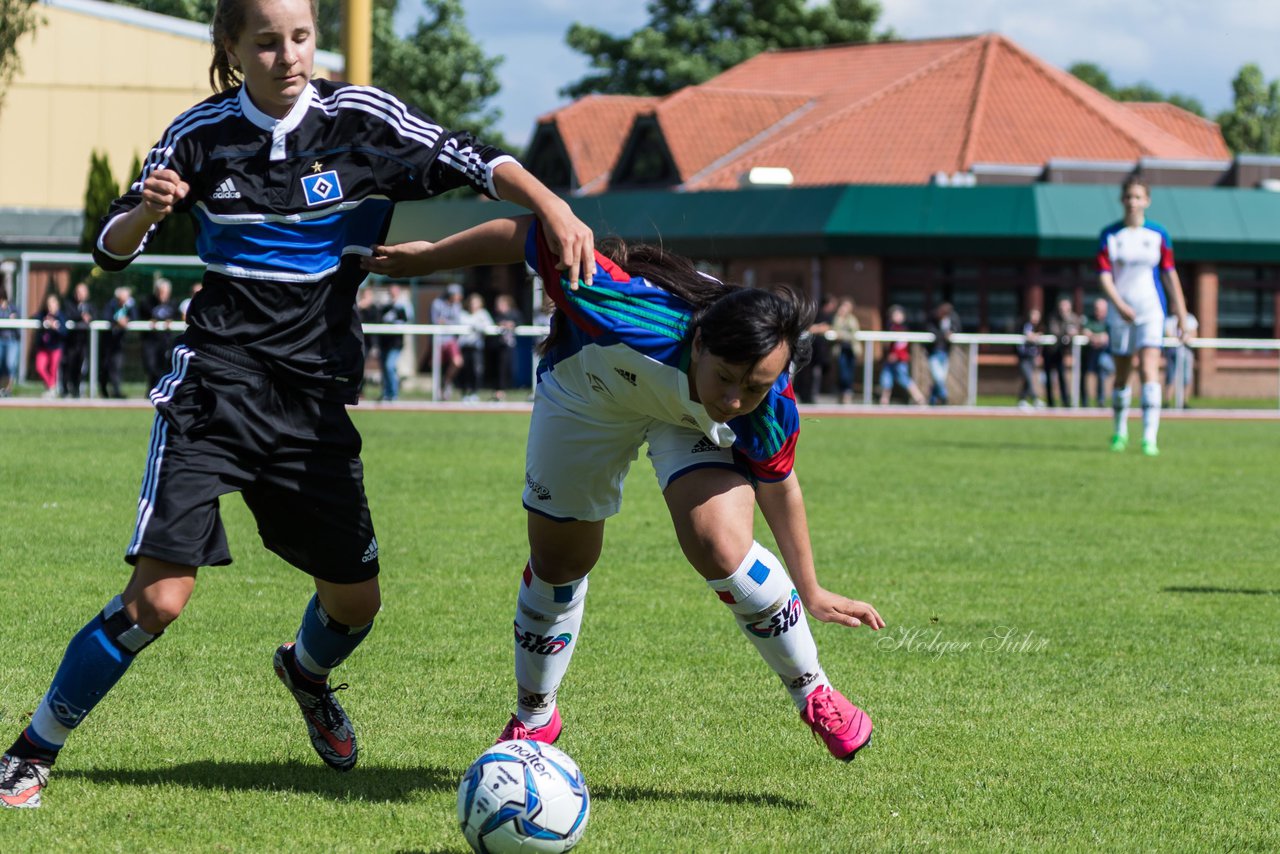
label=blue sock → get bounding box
[18,596,159,758]
[292,594,373,683]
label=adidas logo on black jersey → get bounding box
[211,178,241,200]
[691,437,721,453]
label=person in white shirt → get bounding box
[1096,178,1193,455]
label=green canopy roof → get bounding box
[387,184,1280,264]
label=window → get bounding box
[1217,266,1279,340]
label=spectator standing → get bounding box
[140,278,179,391]
[0,287,20,397]
[1016,308,1044,411]
[62,282,96,398]
[430,283,465,399]
[375,284,410,402]
[491,293,524,402]
[878,305,925,406]
[178,281,203,321]
[458,292,493,402]
[1097,177,1192,456]
[924,302,960,406]
[356,286,379,394]
[99,285,135,398]
[1164,311,1198,408]
[832,297,860,404]
[1042,297,1079,407]
[32,294,68,398]
[795,294,836,403]
[1081,298,1113,407]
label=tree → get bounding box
[562,0,890,98]
[1216,63,1280,154]
[374,0,505,146]
[107,0,505,144]
[1067,61,1204,117]
[80,150,119,253]
[0,0,41,115]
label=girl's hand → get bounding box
[1114,300,1136,323]
[140,169,188,222]
[802,588,885,630]
[362,241,437,277]
[537,203,594,291]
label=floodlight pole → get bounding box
[342,0,373,85]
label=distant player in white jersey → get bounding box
[365,215,884,763]
[1096,178,1192,455]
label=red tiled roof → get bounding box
[540,34,1230,192]
[652,88,811,180]
[535,95,658,192]
[1122,102,1233,160]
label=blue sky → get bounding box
[397,1,1280,146]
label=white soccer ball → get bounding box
[457,739,590,853]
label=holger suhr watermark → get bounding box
[876,625,1050,660]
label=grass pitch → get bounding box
[0,407,1276,851]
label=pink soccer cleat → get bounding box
[496,707,562,745]
[801,686,873,761]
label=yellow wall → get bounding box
[0,2,339,210]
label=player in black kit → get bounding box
[0,0,594,810]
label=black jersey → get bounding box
[93,79,516,402]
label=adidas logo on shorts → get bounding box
[361,537,378,563]
[691,437,720,454]
[211,178,242,200]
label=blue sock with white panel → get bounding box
[11,596,160,761]
[292,594,374,685]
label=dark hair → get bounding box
[538,238,815,370]
[209,0,317,92]
[696,287,814,371]
[1121,176,1149,197]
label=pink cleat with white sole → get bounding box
[496,707,562,745]
[801,686,872,761]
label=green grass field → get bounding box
[1,408,1276,851]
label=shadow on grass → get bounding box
[1163,585,1280,596]
[592,783,809,810]
[64,761,810,810]
[64,760,459,802]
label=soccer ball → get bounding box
[457,739,590,853]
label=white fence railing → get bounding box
[3,317,1278,407]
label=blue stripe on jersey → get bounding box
[729,372,798,462]
[192,198,392,277]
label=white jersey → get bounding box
[1097,220,1175,325]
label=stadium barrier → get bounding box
[3,316,1278,408]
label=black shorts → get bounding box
[125,343,379,583]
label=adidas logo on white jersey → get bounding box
[211,177,241,200]
[361,537,378,563]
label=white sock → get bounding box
[707,542,828,709]
[1112,386,1132,437]
[1141,381,1161,444]
[513,563,587,728]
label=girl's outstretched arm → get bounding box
[362,215,534,278]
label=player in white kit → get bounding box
[365,215,885,762]
[1096,178,1192,455]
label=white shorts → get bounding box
[522,375,743,522]
[1107,316,1164,357]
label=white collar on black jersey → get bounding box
[238,83,316,162]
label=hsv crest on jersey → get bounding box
[301,170,344,206]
